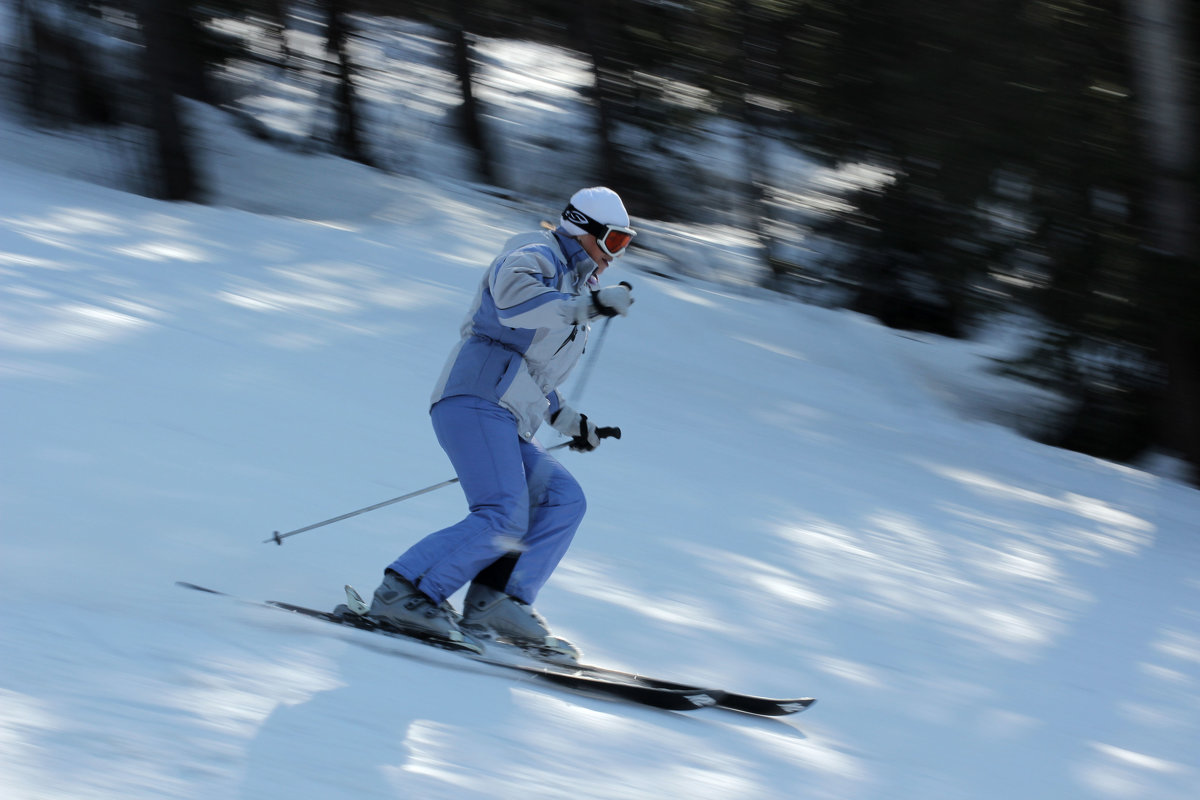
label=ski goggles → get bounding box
[562,203,637,257]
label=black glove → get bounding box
[590,283,634,317]
[568,282,634,323]
[551,406,601,451]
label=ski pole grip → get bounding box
[596,426,622,440]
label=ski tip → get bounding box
[750,697,817,715]
[175,581,223,595]
[781,698,817,713]
[702,692,816,716]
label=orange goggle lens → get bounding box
[599,228,634,257]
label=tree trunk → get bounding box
[137,0,201,201]
[735,0,779,285]
[321,0,374,167]
[1126,0,1200,482]
[152,0,211,103]
[576,6,619,185]
[262,0,293,66]
[450,1,496,185]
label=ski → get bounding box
[549,663,815,717]
[176,581,814,716]
[177,582,713,712]
[332,585,812,715]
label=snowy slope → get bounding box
[3,40,1200,800]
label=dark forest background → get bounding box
[9,0,1199,485]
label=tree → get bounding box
[569,4,633,192]
[136,0,202,201]
[799,0,1031,335]
[1126,0,1200,479]
[449,0,496,185]
[16,0,117,126]
[735,0,790,286]
[320,0,375,167]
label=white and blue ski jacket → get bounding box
[430,228,599,440]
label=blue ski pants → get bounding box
[388,395,586,605]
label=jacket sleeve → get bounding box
[490,247,577,329]
[547,389,565,419]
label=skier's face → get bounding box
[580,234,613,276]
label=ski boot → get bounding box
[460,583,580,662]
[356,571,480,652]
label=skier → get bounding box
[366,187,636,656]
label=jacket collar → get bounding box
[552,228,598,284]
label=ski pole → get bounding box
[265,427,620,545]
[571,316,611,403]
[570,280,629,401]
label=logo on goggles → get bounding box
[563,207,592,228]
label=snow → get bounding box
[3,20,1200,800]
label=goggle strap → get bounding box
[562,203,608,239]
